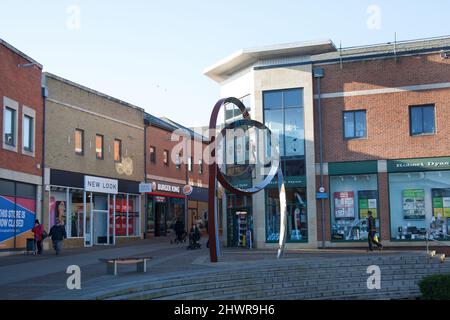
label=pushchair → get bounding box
[187,230,201,250]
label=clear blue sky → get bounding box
[1,0,449,127]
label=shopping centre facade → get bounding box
[205,36,450,249]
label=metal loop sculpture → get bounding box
[207,97,288,262]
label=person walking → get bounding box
[367,211,383,251]
[48,218,67,255]
[174,218,185,243]
[31,219,45,255]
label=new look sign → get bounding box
[84,176,118,194]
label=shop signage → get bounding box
[183,185,193,196]
[387,157,450,173]
[139,183,153,193]
[154,182,181,194]
[84,176,118,194]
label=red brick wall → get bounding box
[146,125,208,186]
[314,53,450,163]
[378,173,391,241]
[0,43,43,177]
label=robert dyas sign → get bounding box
[84,176,118,194]
[387,157,450,173]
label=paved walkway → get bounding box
[0,238,420,300]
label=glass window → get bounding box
[128,195,140,237]
[410,105,435,135]
[188,157,193,172]
[176,153,181,169]
[4,107,16,146]
[75,129,84,155]
[199,159,203,174]
[263,89,305,157]
[70,190,84,238]
[149,146,156,164]
[330,175,378,241]
[163,150,169,166]
[263,91,283,110]
[266,187,308,243]
[23,115,33,152]
[344,110,366,139]
[114,139,121,162]
[96,135,104,159]
[389,171,450,241]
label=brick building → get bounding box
[43,73,146,248]
[144,114,209,238]
[0,38,44,251]
[205,36,450,249]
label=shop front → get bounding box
[46,169,142,248]
[388,157,450,243]
[188,186,209,234]
[0,179,37,251]
[226,193,253,248]
[328,161,379,243]
[146,181,185,237]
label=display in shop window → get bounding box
[358,190,378,219]
[402,189,426,220]
[334,192,355,219]
[0,195,36,250]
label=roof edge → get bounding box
[44,72,145,113]
[0,38,43,69]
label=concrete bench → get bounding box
[99,257,152,276]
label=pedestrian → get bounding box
[367,211,383,251]
[174,218,185,243]
[31,219,45,255]
[48,218,67,255]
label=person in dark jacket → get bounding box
[174,218,185,242]
[32,219,44,255]
[367,211,383,251]
[48,218,67,255]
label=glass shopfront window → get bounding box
[70,190,84,238]
[389,171,450,241]
[330,175,379,241]
[266,187,308,242]
[226,194,253,248]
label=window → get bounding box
[344,110,366,139]
[4,107,16,146]
[23,115,33,152]
[225,95,251,123]
[114,139,122,162]
[149,146,156,164]
[263,89,305,157]
[410,105,435,135]
[199,159,203,174]
[163,150,169,166]
[176,153,181,170]
[96,135,104,159]
[188,157,193,172]
[75,129,84,155]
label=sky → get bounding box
[1,0,450,128]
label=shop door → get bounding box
[93,194,109,245]
[154,199,167,237]
[229,208,253,248]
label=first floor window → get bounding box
[96,134,104,159]
[163,150,169,166]
[23,115,33,152]
[199,159,203,174]
[344,110,367,139]
[188,157,193,172]
[329,174,379,241]
[4,107,16,146]
[75,129,84,155]
[149,146,156,164]
[114,139,122,162]
[410,105,435,135]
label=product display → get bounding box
[237,212,248,247]
[334,192,355,219]
[402,189,426,220]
